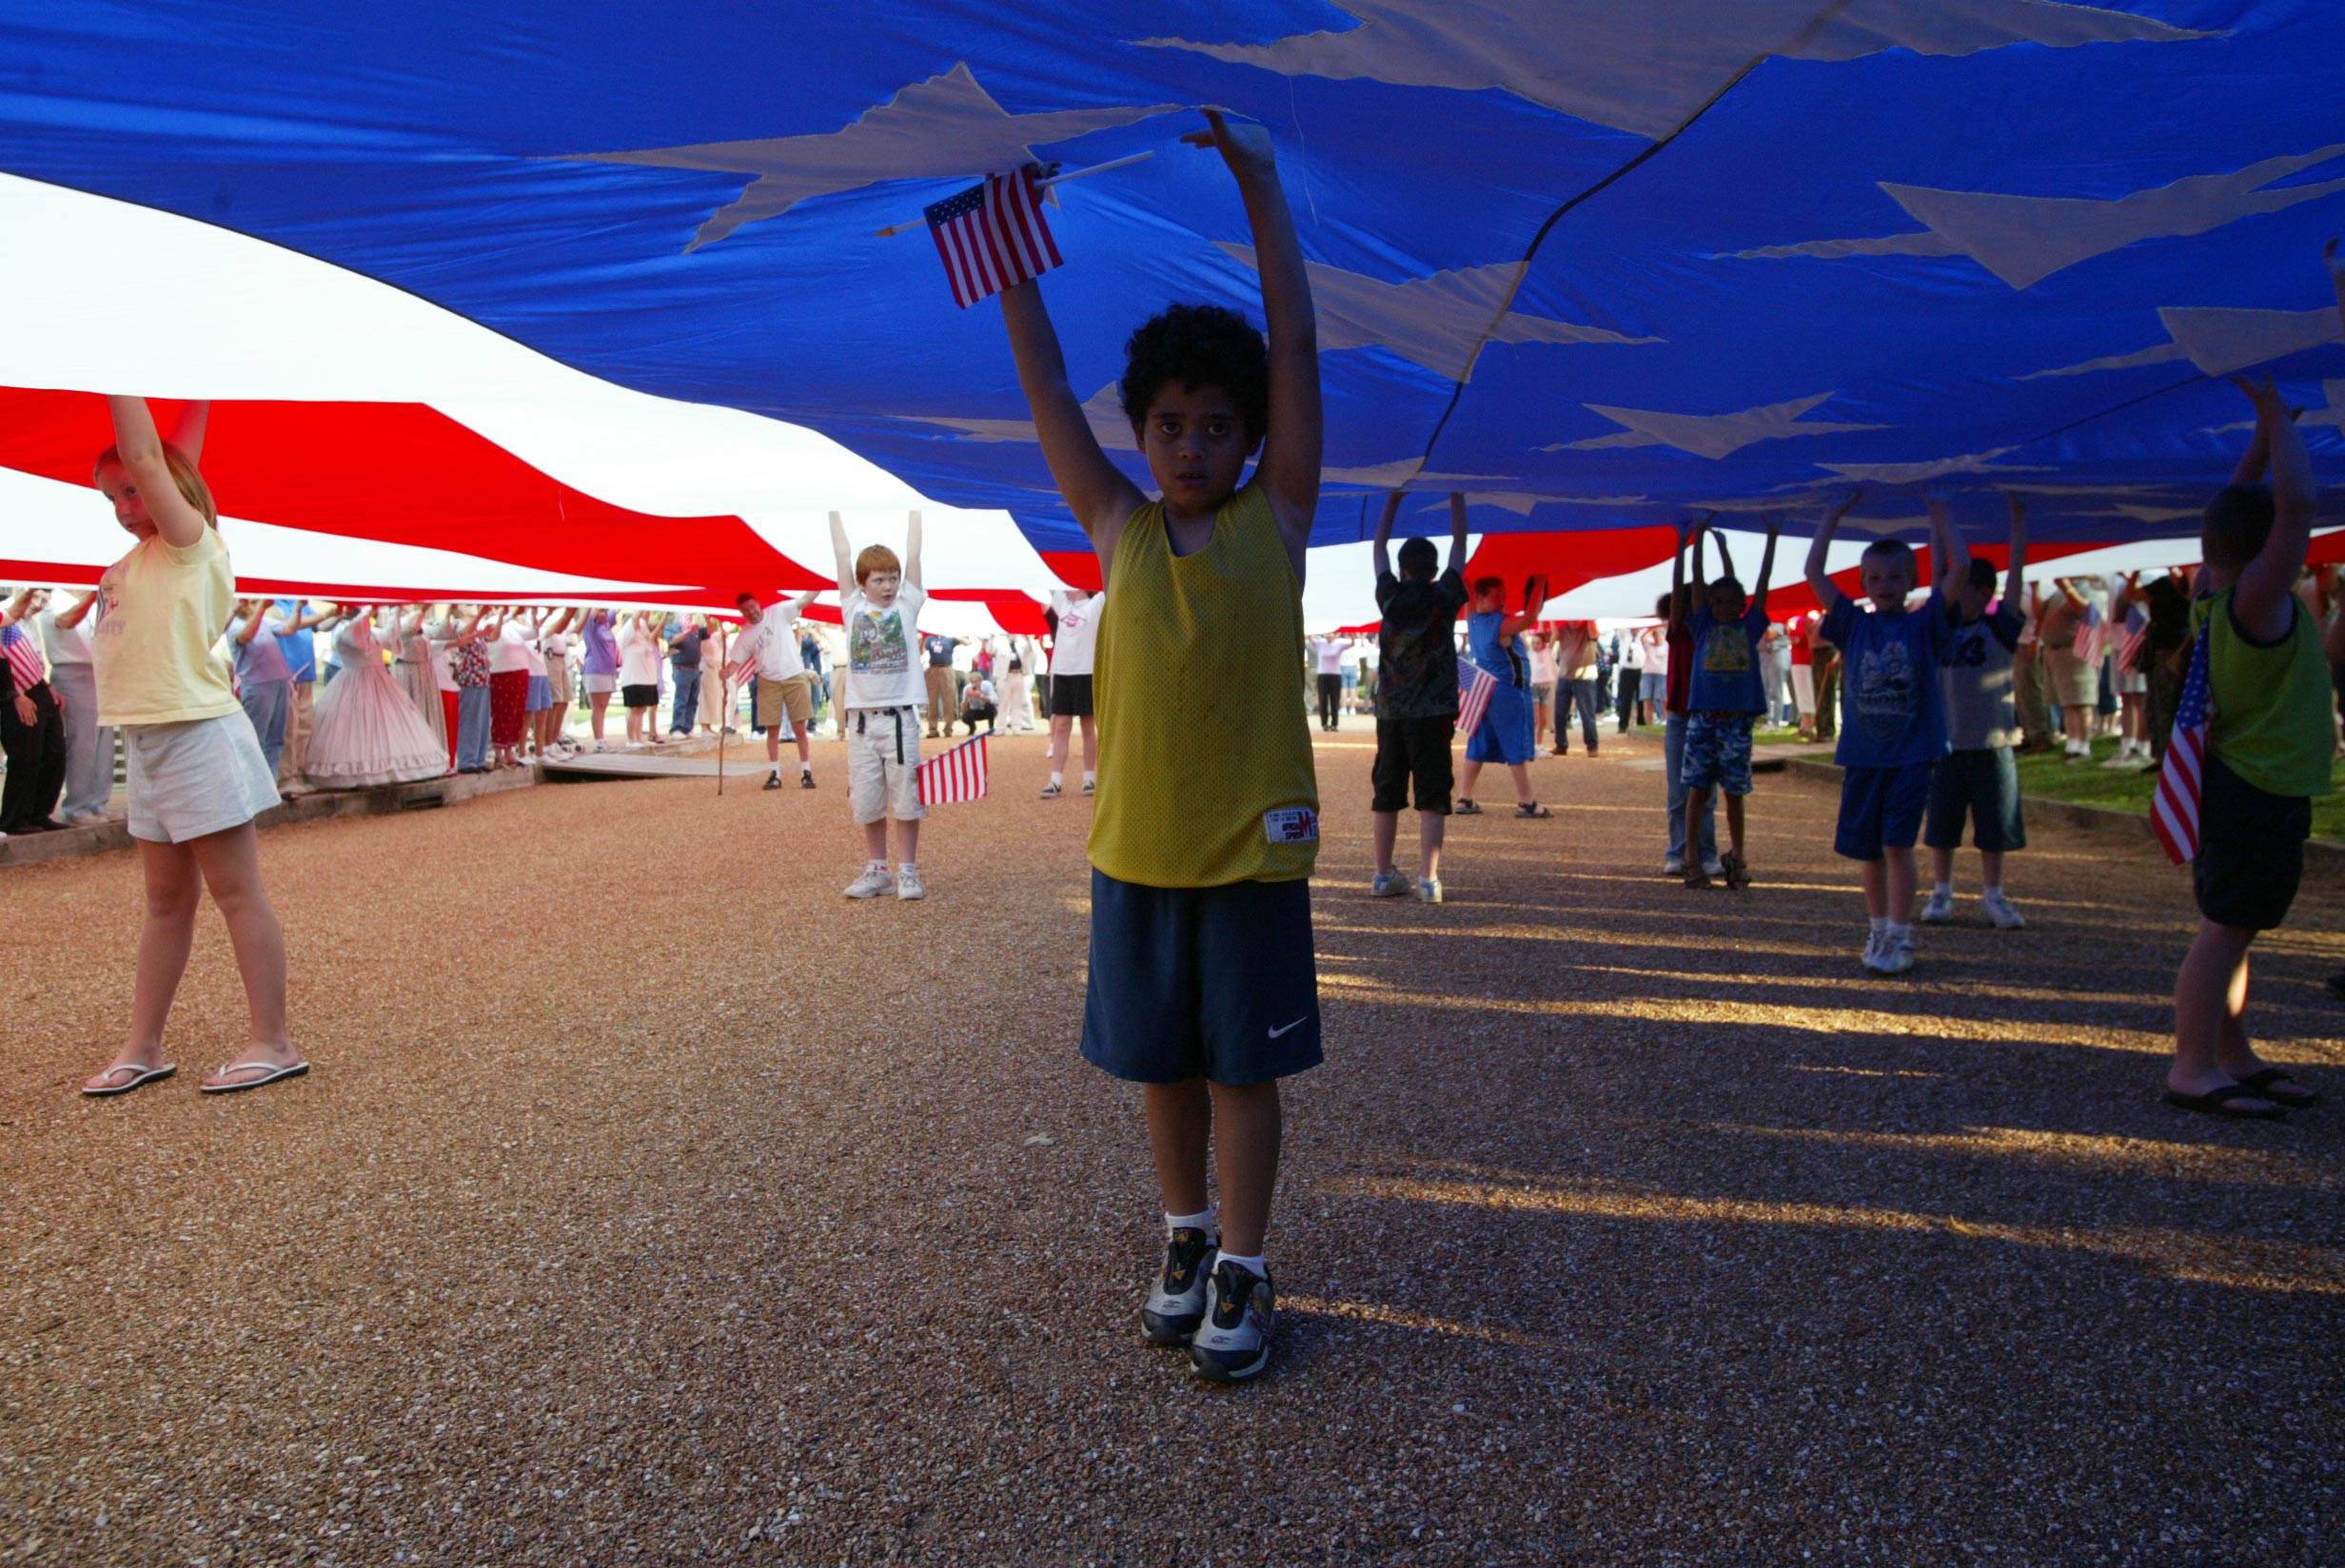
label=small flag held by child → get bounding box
[916,733,990,806]
[1455,657,1497,740]
[2151,623,2211,864]
[926,165,1062,309]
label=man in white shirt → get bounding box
[1043,587,1102,798]
[727,590,820,789]
[1308,634,1346,732]
[39,591,112,822]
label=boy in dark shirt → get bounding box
[1672,513,1780,890]
[1922,492,2028,929]
[1369,491,1469,903]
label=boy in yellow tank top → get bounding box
[2163,372,2329,1122]
[998,109,1321,1382]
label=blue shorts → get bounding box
[1081,869,1322,1086]
[1835,761,1933,860]
[1682,711,1757,795]
[1465,683,1534,766]
[1923,747,2025,853]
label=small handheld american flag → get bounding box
[2074,601,2106,669]
[1,620,45,693]
[2151,623,2211,864]
[1455,657,1498,740]
[926,165,1062,309]
[916,734,990,806]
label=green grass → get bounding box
[2016,736,2345,842]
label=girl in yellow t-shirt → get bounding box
[80,396,306,1100]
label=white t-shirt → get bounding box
[1050,590,1101,677]
[425,619,460,694]
[37,608,94,668]
[841,582,926,709]
[1310,637,1345,676]
[739,604,806,679]
[619,624,663,686]
[1643,627,1670,679]
[488,620,534,675]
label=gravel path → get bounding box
[4,732,2339,1565]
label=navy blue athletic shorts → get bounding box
[1080,869,1323,1086]
[1835,761,1933,860]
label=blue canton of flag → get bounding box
[2151,622,2211,864]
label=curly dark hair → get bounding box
[1118,303,1269,442]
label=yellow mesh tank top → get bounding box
[1089,480,1319,887]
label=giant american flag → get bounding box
[1454,657,1498,740]
[925,166,1062,310]
[2150,623,2212,864]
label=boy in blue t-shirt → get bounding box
[1922,492,2029,930]
[1671,513,1779,890]
[1805,493,1964,974]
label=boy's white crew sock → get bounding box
[1049,770,1064,787]
[1215,1251,1268,1280]
[897,860,916,872]
[1165,1208,1216,1238]
[1082,770,1095,787]
[1886,921,1912,942]
[1868,916,1889,936]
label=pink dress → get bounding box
[303,615,447,789]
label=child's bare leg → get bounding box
[589,692,609,741]
[1418,810,1444,883]
[1932,846,1957,890]
[862,818,889,861]
[187,824,295,1073]
[1080,715,1098,775]
[1458,759,1483,801]
[1208,1080,1282,1257]
[1883,846,1917,924]
[1979,849,2004,889]
[1724,793,1745,858]
[1371,810,1399,876]
[1860,856,1889,921]
[1507,761,1533,805]
[766,726,782,769]
[794,728,813,768]
[1144,1079,1212,1217]
[92,838,202,1082]
[896,816,921,864]
[1685,787,1710,860]
[1048,713,1072,773]
[2173,920,2275,1101]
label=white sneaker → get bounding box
[1878,931,1916,974]
[1920,888,1955,923]
[1415,876,1444,904]
[2100,751,2142,770]
[1701,858,1725,878]
[1860,931,1886,972]
[1663,856,1685,876]
[844,866,895,899]
[1981,889,2026,930]
[1370,870,1409,897]
[895,867,926,900]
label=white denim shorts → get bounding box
[846,706,924,825]
[125,711,283,844]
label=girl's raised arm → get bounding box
[107,395,207,548]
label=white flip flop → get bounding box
[82,1063,176,1098]
[199,1060,311,1095]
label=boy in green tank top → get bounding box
[997,109,1322,1382]
[2164,373,2328,1121]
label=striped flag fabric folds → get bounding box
[1455,657,1497,740]
[916,733,990,806]
[2151,623,2212,864]
[925,166,1062,310]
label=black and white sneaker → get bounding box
[1140,1226,1217,1345]
[1188,1261,1274,1382]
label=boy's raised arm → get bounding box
[1668,516,1695,631]
[1447,493,1468,576]
[903,510,923,592]
[828,511,856,600]
[1753,514,1781,611]
[2235,374,2318,640]
[1187,109,1321,579]
[1702,516,1729,592]
[1804,491,1861,612]
[2001,493,2027,609]
[1370,491,1402,580]
[1000,281,1144,566]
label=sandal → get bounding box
[1454,798,1482,815]
[2236,1068,2319,1109]
[200,1060,311,1095]
[1514,802,1552,818]
[2162,1084,2284,1122]
[1721,852,1751,890]
[1683,865,1713,890]
[81,1063,176,1098]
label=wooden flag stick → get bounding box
[874,151,1154,238]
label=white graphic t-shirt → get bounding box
[1049,589,1101,676]
[841,581,926,710]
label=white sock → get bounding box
[1887,921,1911,942]
[865,858,888,873]
[769,766,780,778]
[1165,1207,1216,1239]
[1868,916,1889,936]
[1049,771,1063,787]
[1215,1251,1268,1280]
[1933,881,1952,898]
[800,761,812,775]
[897,860,916,873]
[1082,770,1095,787]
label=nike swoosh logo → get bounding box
[1267,1016,1310,1039]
